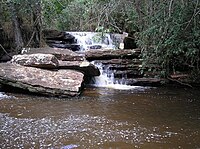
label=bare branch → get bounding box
[169,0,173,17]
[0,44,12,58]
[167,76,193,88]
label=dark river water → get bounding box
[0,86,200,149]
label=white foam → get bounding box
[92,62,152,90]
[93,83,148,90]
[0,92,10,99]
[67,32,116,51]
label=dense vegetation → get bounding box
[0,0,200,82]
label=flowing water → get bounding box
[66,32,117,51]
[1,87,200,149]
[91,62,137,90]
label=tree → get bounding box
[7,1,24,53]
[135,0,200,80]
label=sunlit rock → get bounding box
[21,47,84,61]
[11,54,59,69]
[0,63,84,97]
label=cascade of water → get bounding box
[91,62,140,90]
[67,32,142,89]
[92,62,115,87]
[66,32,116,51]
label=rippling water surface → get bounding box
[0,87,200,148]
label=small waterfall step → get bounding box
[92,62,148,90]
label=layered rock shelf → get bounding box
[0,47,99,97]
[85,48,141,60]
[0,31,166,97]
[85,48,164,86]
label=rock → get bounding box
[85,48,141,60]
[92,58,143,78]
[47,43,80,51]
[123,36,137,49]
[11,54,59,69]
[0,63,84,97]
[42,30,76,43]
[42,30,78,50]
[115,78,166,86]
[94,59,142,65]
[21,47,84,61]
[59,60,100,76]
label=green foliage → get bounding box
[42,0,137,32]
[136,0,200,78]
[1,0,199,81]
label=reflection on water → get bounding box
[0,87,200,148]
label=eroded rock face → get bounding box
[59,60,100,76]
[11,54,59,69]
[85,48,141,60]
[0,63,84,97]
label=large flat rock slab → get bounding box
[0,63,84,97]
[21,47,84,61]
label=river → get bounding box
[0,86,200,148]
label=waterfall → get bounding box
[92,62,115,87]
[66,32,116,51]
[92,62,142,90]
[66,32,142,90]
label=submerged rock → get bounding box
[11,54,59,69]
[0,63,84,97]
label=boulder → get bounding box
[42,30,76,43]
[42,30,78,50]
[21,47,84,61]
[59,60,100,76]
[85,48,141,60]
[11,54,59,69]
[0,63,84,97]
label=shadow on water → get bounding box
[1,86,200,148]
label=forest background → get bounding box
[0,0,199,82]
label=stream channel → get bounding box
[1,32,200,148]
[1,87,200,148]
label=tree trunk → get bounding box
[8,2,24,53]
[32,0,43,47]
